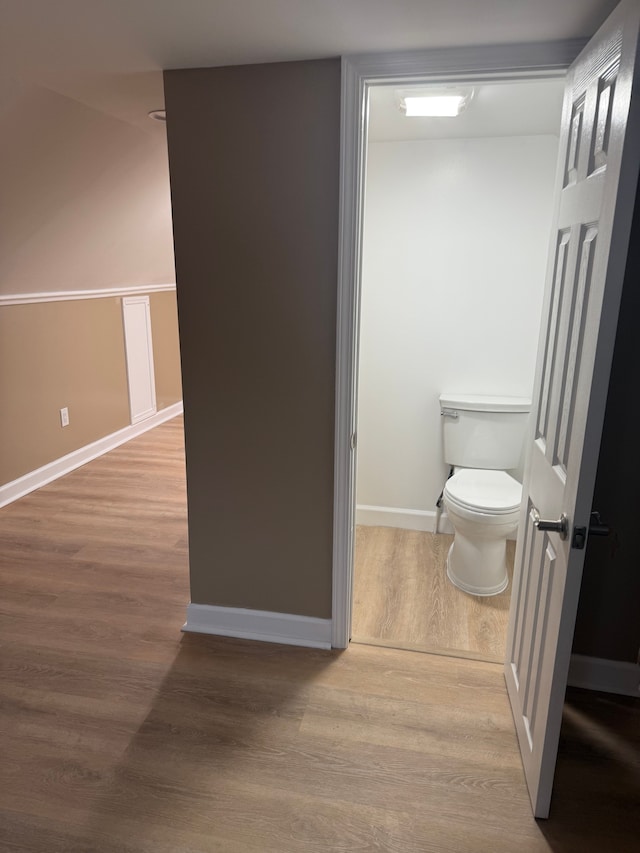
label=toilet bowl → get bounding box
[443,468,522,596]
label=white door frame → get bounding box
[331,40,587,649]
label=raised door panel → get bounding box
[122,296,157,424]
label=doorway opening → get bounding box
[349,75,565,662]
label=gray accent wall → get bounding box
[165,56,638,661]
[164,59,340,618]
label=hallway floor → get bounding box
[1,416,638,851]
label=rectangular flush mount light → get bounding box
[397,89,473,117]
[402,94,465,117]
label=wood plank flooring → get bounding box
[353,525,514,662]
[1,416,638,851]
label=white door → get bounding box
[505,0,640,819]
[122,296,157,424]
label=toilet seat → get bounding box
[444,469,522,517]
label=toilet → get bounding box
[439,394,531,596]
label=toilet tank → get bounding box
[439,394,531,470]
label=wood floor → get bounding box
[353,525,514,662]
[1,416,638,852]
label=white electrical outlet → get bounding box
[60,407,69,427]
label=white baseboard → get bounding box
[356,504,518,539]
[568,654,640,697]
[0,402,183,508]
[356,505,454,534]
[183,603,332,650]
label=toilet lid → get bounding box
[444,469,522,514]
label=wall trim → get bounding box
[0,402,183,509]
[356,504,454,534]
[332,41,584,650]
[0,282,176,307]
[568,654,640,697]
[183,603,332,650]
[122,295,157,424]
[355,504,518,539]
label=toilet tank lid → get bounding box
[439,394,531,413]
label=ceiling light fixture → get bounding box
[148,109,166,122]
[397,88,474,118]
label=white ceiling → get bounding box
[0,0,618,129]
[368,78,567,142]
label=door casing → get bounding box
[332,40,588,649]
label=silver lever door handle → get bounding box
[531,508,569,539]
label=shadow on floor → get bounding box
[80,633,341,852]
[540,688,640,852]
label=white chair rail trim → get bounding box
[0,283,176,306]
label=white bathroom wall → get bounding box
[356,134,559,529]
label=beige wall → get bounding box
[164,59,340,619]
[0,79,175,295]
[0,292,182,486]
[0,75,181,489]
[0,298,129,483]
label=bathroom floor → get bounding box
[352,526,515,663]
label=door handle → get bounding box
[531,507,569,539]
[588,511,610,536]
[571,511,610,549]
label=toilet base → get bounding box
[446,541,509,597]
